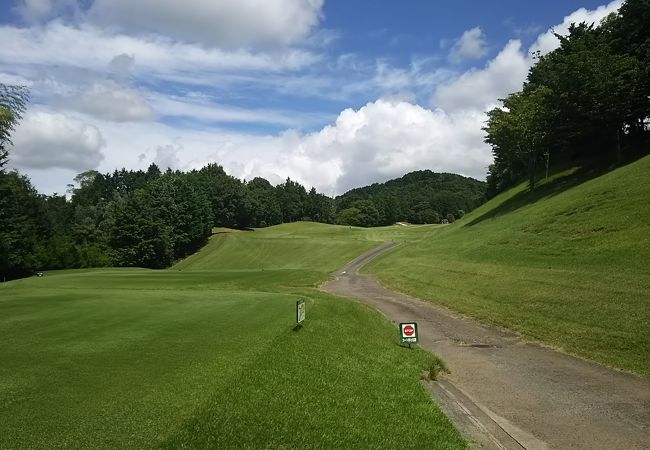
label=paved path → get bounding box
[321,243,650,450]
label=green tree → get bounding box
[0,172,45,279]
[108,189,174,268]
[276,177,307,222]
[484,86,553,191]
[247,177,282,227]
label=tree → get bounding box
[0,84,29,169]
[247,177,282,227]
[276,177,307,222]
[108,189,174,268]
[335,207,362,226]
[528,22,645,160]
[484,86,553,191]
[0,172,45,279]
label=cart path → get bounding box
[321,242,650,450]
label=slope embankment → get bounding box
[365,155,650,377]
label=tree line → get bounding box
[2,157,486,278]
[0,161,340,278]
[334,170,486,227]
[484,0,649,196]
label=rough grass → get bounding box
[0,222,466,449]
[366,155,650,377]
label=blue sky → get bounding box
[1,0,622,195]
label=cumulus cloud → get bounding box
[87,0,324,48]
[433,1,622,114]
[433,40,530,112]
[11,111,105,171]
[152,143,182,170]
[295,100,490,192]
[115,101,490,194]
[57,80,154,122]
[448,27,488,64]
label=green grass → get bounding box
[366,155,650,376]
[0,222,466,449]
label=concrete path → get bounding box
[321,243,650,450]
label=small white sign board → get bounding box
[296,299,305,324]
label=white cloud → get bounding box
[294,100,491,193]
[15,0,56,22]
[433,40,530,112]
[531,0,623,55]
[433,1,623,114]
[11,110,105,171]
[0,72,33,86]
[6,0,625,200]
[17,100,491,196]
[149,93,330,128]
[87,0,324,48]
[57,80,154,122]
[14,0,80,23]
[0,22,320,83]
[448,27,488,64]
[108,53,135,78]
[152,143,182,170]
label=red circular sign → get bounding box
[403,325,415,336]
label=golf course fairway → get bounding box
[0,223,466,449]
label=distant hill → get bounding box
[335,171,486,226]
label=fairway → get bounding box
[0,223,466,449]
[366,156,650,376]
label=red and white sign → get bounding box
[400,322,418,343]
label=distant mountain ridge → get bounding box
[335,170,486,226]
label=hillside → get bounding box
[365,156,650,376]
[335,171,486,226]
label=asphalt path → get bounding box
[321,242,650,450]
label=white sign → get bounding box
[296,299,305,324]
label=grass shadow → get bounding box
[465,153,647,227]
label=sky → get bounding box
[1,0,623,196]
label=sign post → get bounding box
[296,299,305,326]
[399,322,418,347]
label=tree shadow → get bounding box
[464,153,646,227]
[210,227,255,236]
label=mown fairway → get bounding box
[0,222,466,449]
[366,156,650,376]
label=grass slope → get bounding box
[366,156,650,376]
[0,222,466,449]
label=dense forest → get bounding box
[335,171,486,226]
[484,0,649,196]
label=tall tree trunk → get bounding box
[616,127,622,162]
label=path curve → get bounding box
[321,243,650,450]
